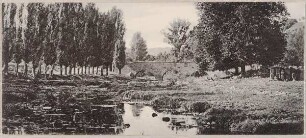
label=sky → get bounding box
[96,2,305,49]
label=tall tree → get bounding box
[74,3,85,75]
[283,22,304,66]
[163,19,191,62]
[3,3,127,78]
[24,3,41,77]
[43,4,61,77]
[13,4,25,75]
[195,2,288,76]
[32,3,48,78]
[2,3,17,75]
[114,40,126,74]
[111,7,126,73]
[130,32,148,61]
[84,3,99,74]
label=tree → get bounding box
[114,40,126,74]
[109,7,125,72]
[2,3,17,75]
[111,7,126,74]
[283,22,304,66]
[24,3,42,78]
[13,4,25,75]
[102,10,116,75]
[155,52,174,62]
[32,3,48,78]
[74,3,85,75]
[195,2,288,76]
[163,19,191,62]
[284,19,298,30]
[3,3,126,78]
[130,32,148,61]
[43,4,61,77]
[145,55,156,61]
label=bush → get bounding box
[191,71,207,77]
[151,96,187,109]
[184,101,211,113]
[230,119,304,134]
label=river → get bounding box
[121,103,199,135]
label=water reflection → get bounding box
[4,102,207,135]
[121,103,198,135]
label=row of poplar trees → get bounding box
[2,3,126,78]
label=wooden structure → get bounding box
[270,66,303,81]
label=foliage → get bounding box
[163,19,191,62]
[283,22,304,66]
[2,3,126,77]
[195,2,289,75]
[130,32,148,61]
[2,3,17,75]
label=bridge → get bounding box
[121,61,198,81]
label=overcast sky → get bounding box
[96,2,305,49]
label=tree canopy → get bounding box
[195,2,289,75]
[2,3,126,78]
[130,32,148,61]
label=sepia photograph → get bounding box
[1,0,305,136]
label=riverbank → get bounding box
[120,77,304,134]
[2,74,304,134]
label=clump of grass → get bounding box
[230,119,304,134]
[183,101,211,113]
[99,81,112,88]
[121,91,156,101]
[196,107,245,133]
[230,119,265,134]
[54,81,78,87]
[151,96,187,109]
[85,80,101,86]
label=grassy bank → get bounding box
[119,77,304,134]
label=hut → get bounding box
[270,65,303,81]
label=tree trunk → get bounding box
[60,64,63,76]
[44,64,48,79]
[101,66,104,76]
[241,64,246,77]
[81,66,84,74]
[69,66,72,75]
[74,66,76,75]
[65,66,67,75]
[16,63,19,75]
[119,68,121,74]
[78,67,80,75]
[3,61,9,76]
[84,66,87,74]
[96,66,99,74]
[38,64,42,77]
[92,66,94,75]
[32,67,37,79]
[109,64,112,72]
[51,64,55,76]
[106,66,109,76]
[112,63,115,72]
[235,67,239,75]
[24,63,28,77]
